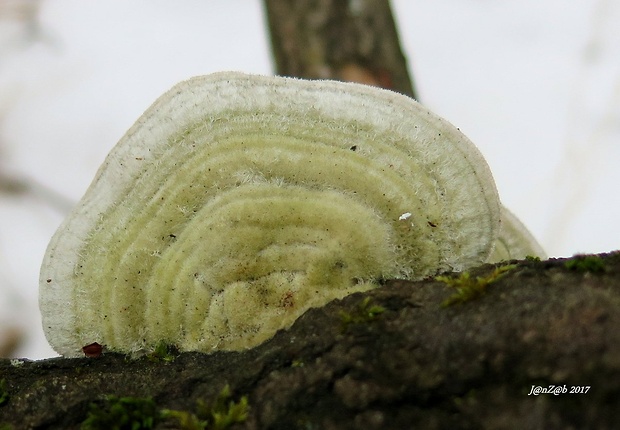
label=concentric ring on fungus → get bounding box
[40,72,537,357]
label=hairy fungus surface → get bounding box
[40,72,542,357]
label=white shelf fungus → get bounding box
[39,72,544,357]
[491,207,547,262]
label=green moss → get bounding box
[564,255,606,274]
[203,384,249,430]
[81,396,158,430]
[339,296,385,329]
[525,255,541,262]
[0,424,14,430]
[80,385,248,430]
[146,341,178,362]
[291,359,305,368]
[159,409,205,430]
[0,379,9,407]
[437,264,516,307]
[161,384,249,430]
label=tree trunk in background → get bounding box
[263,0,417,99]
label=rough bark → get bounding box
[263,0,417,98]
[2,252,620,429]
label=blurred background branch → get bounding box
[263,0,416,98]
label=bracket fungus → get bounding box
[39,72,544,357]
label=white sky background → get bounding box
[0,0,618,359]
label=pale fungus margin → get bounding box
[491,207,547,262]
[39,72,544,357]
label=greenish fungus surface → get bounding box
[39,72,544,357]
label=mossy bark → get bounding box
[2,252,620,429]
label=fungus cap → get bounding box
[40,72,503,357]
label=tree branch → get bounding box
[263,0,417,98]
